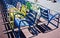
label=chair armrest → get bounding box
[14,12,24,18]
[19,20,29,24]
[18,20,29,26]
[49,13,59,21]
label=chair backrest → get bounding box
[12,0,26,6]
[26,1,32,10]
[26,10,37,24]
[2,0,26,8]
[12,0,20,7]
[2,0,13,9]
[20,4,27,17]
[40,7,50,21]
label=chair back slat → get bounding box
[20,5,27,17]
[40,7,50,20]
[26,10,37,23]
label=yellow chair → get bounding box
[8,5,27,29]
[8,7,21,29]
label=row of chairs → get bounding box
[1,0,39,38]
[12,5,60,38]
[40,7,59,28]
[1,0,60,38]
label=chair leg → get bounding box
[33,26,39,35]
[57,15,60,28]
[28,25,38,35]
[18,27,20,38]
[13,27,20,38]
[47,21,49,26]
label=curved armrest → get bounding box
[19,20,29,26]
[49,13,59,21]
[46,13,59,26]
[19,20,29,24]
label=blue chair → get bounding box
[1,0,26,38]
[40,7,59,28]
[1,0,27,18]
[14,10,39,38]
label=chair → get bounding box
[39,7,59,29]
[2,0,27,29]
[7,4,29,38]
[26,1,32,10]
[14,10,39,38]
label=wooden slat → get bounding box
[3,28,18,33]
[0,21,13,26]
[3,26,29,33]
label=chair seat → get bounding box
[14,18,34,27]
[14,18,29,27]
